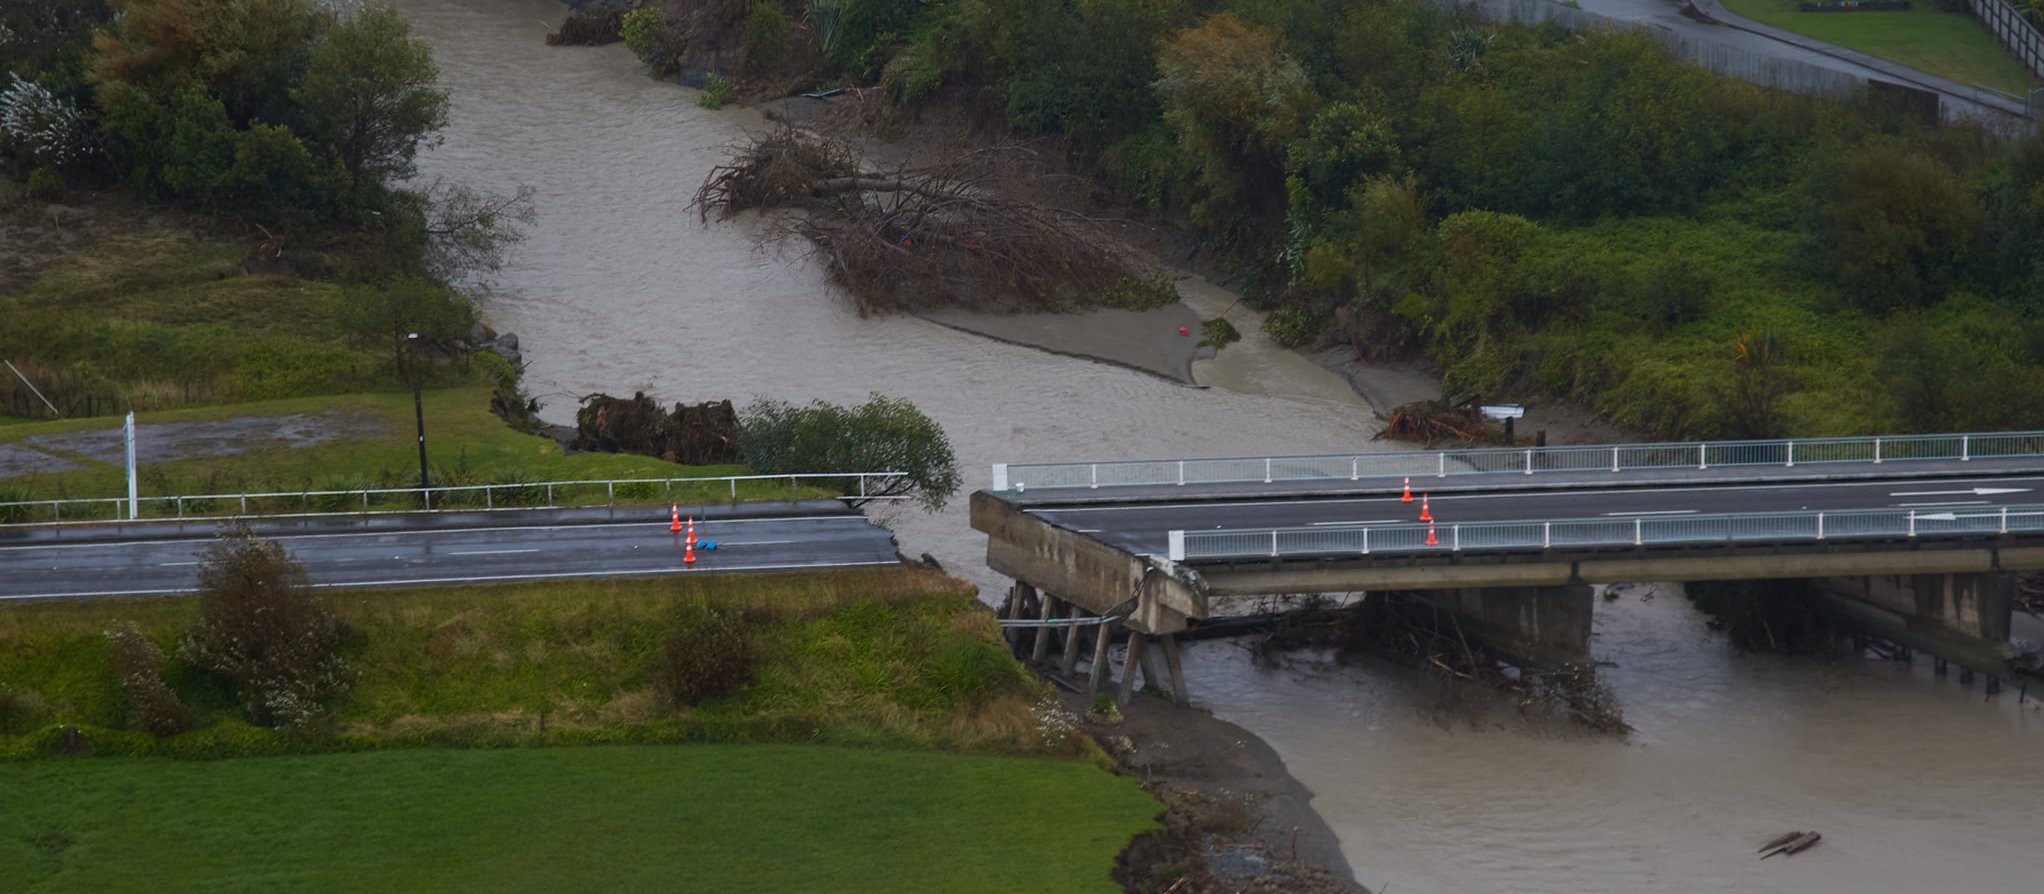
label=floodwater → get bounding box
[397,1,2044,890]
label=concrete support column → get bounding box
[1116,633,1148,704]
[1136,635,1163,693]
[1060,616,1085,676]
[1414,583,1594,666]
[1087,621,1114,695]
[1030,595,1057,664]
[1159,633,1189,706]
[1813,572,2016,674]
[1004,582,1037,650]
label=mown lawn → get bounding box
[0,744,1160,894]
[1718,0,2041,94]
[0,388,823,511]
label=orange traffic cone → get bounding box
[1425,522,1438,547]
[1419,494,1433,523]
[670,504,682,533]
[685,516,697,547]
[1401,477,1413,503]
[683,541,697,565]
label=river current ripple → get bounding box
[399,2,2044,890]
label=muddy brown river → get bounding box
[399,2,2044,890]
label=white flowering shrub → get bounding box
[0,74,92,169]
[179,527,354,729]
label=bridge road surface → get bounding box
[0,502,902,601]
[1025,472,2044,556]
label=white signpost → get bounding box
[125,412,138,520]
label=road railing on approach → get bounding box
[995,431,2044,493]
[0,472,909,527]
[1167,504,2044,562]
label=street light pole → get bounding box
[408,332,429,506]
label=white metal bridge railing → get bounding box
[994,431,2044,492]
[0,472,909,527]
[1168,504,2044,562]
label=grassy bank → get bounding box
[0,744,1159,893]
[0,570,1064,756]
[0,388,829,512]
[1718,1,2040,94]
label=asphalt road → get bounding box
[1028,472,2044,556]
[0,503,902,601]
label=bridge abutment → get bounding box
[1812,572,2016,674]
[1412,584,1595,666]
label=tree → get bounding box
[738,393,960,511]
[1822,144,1984,312]
[179,526,352,728]
[294,2,447,211]
[1154,13,1317,238]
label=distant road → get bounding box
[0,502,902,601]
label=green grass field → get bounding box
[0,388,825,513]
[1718,1,2040,95]
[0,744,1160,893]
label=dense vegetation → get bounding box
[0,568,1072,756]
[0,0,526,419]
[663,0,2044,438]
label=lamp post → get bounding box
[408,332,429,506]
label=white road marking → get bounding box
[0,559,905,601]
[717,540,793,545]
[1890,487,2030,497]
[159,561,199,566]
[1601,510,1697,516]
[1894,500,1991,507]
[449,548,541,556]
[1311,519,1402,525]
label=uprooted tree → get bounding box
[693,128,1172,315]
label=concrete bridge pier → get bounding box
[1410,584,1596,667]
[1813,572,2017,676]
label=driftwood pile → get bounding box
[1378,399,1495,447]
[693,128,1166,315]
[572,392,741,466]
[545,8,624,46]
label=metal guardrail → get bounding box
[0,472,908,526]
[1169,505,2044,562]
[994,431,2044,492]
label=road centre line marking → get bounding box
[1026,476,2044,515]
[158,561,200,566]
[0,515,867,552]
[1894,500,1991,507]
[449,548,541,556]
[0,559,905,601]
[1601,510,1697,516]
[1311,519,1402,525]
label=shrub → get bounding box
[179,527,353,728]
[738,393,960,510]
[1263,303,1326,348]
[24,165,62,199]
[655,605,757,705]
[619,6,667,60]
[741,2,792,74]
[1199,317,1241,349]
[698,73,736,110]
[0,684,42,734]
[103,621,190,737]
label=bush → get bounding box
[24,165,62,199]
[655,606,757,705]
[103,621,190,737]
[1199,317,1241,349]
[698,73,737,110]
[179,527,353,728]
[0,684,41,734]
[619,6,667,60]
[738,393,960,510]
[742,2,792,74]
[1263,303,1326,348]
